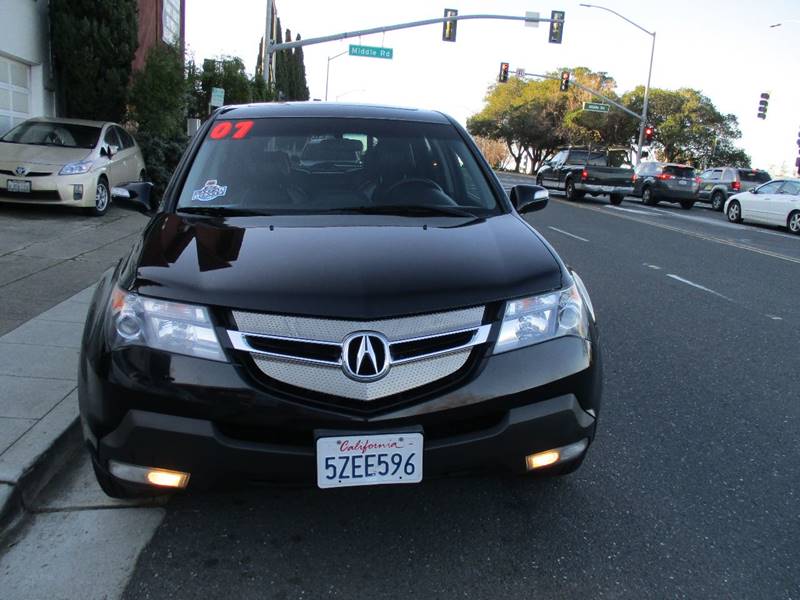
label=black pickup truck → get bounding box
[536,147,635,205]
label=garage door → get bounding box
[0,56,30,136]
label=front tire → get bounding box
[727,200,742,223]
[610,193,624,206]
[711,191,725,211]
[788,210,800,235]
[680,200,694,210]
[87,178,110,217]
[642,186,657,206]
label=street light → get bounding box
[579,4,656,165]
[325,49,349,101]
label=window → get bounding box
[1,120,101,149]
[699,170,713,180]
[664,165,696,179]
[177,118,502,214]
[0,56,30,136]
[566,150,590,165]
[708,169,722,181]
[756,181,782,194]
[162,0,182,44]
[550,151,567,165]
[738,170,771,184]
[116,127,135,149]
[104,127,121,148]
[608,150,632,169]
[779,181,800,196]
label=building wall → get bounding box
[0,0,57,134]
[133,0,185,71]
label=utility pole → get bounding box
[265,0,274,86]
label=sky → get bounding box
[186,0,800,173]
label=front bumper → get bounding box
[97,393,596,488]
[81,332,602,489]
[575,183,633,196]
[0,172,100,208]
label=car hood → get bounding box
[129,213,564,320]
[0,142,91,167]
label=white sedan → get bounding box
[725,178,800,235]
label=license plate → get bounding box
[7,179,31,193]
[678,180,688,185]
[316,432,423,488]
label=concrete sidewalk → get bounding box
[0,284,94,534]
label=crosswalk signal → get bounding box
[757,92,769,119]
[499,62,510,83]
[442,9,458,42]
[549,10,565,44]
[559,71,570,92]
[645,126,654,143]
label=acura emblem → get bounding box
[341,331,391,382]
[15,166,27,176]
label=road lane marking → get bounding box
[766,314,783,321]
[643,263,662,270]
[607,205,661,216]
[547,226,589,242]
[666,274,733,301]
[555,199,800,265]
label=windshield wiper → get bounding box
[176,206,272,217]
[321,205,480,218]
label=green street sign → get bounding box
[349,44,394,59]
[583,102,610,113]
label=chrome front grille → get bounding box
[228,306,487,401]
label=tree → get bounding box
[623,87,750,167]
[255,38,264,80]
[473,137,508,169]
[130,44,185,138]
[128,44,188,195]
[294,35,310,101]
[50,0,138,121]
[197,56,252,115]
[284,29,298,99]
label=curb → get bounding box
[0,286,94,541]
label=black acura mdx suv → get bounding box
[79,103,602,497]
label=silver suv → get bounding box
[695,167,771,211]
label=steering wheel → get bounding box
[381,177,456,206]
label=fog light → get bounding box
[527,450,559,469]
[108,460,190,489]
[146,469,190,488]
[525,438,589,471]
[73,184,83,200]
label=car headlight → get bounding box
[109,287,226,361]
[493,280,591,354]
[59,160,93,175]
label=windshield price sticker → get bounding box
[191,180,228,202]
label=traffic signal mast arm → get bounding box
[267,13,558,53]
[520,71,642,120]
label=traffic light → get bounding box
[498,62,509,83]
[559,71,570,92]
[645,126,654,143]
[757,92,769,119]
[549,10,565,44]
[796,129,800,175]
[442,9,457,42]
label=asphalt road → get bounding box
[117,174,799,599]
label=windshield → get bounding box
[177,118,501,215]
[0,121,101,149]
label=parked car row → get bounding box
[0,117,146,216]
[536,148,800,234]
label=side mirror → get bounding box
[101,144,119,158]
[111,181,157,214]
[510,184,548,214]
